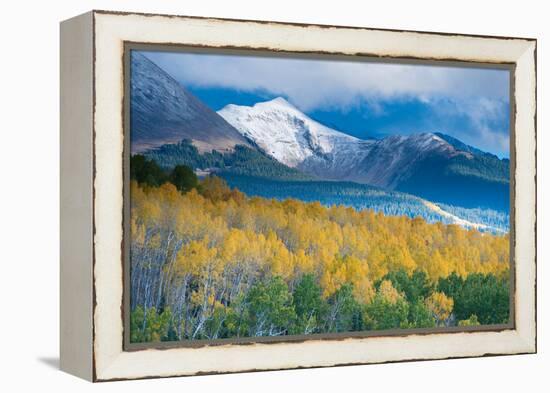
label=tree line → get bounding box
[142,139,310,180]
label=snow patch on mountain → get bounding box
[422,200,505,233]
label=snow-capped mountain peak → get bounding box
[218,97,363,167]
[258,96,298,110]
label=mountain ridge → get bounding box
[218,98,509,211]
[130,52,251,154]
[218,97,366,168]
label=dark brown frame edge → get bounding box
[85,9,537,380]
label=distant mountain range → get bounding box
[218,98,509,211]
[131,52,510,213]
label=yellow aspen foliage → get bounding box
[293,249,315,275]
[130,176,513,341]
[175,237,217,276]
[131,218,146,246]
[131,179,509,305]
[425,291,454,324]
[353,275,375,304]
[378,279,403,304]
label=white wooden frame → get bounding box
[60,10,536,382]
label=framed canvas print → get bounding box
[60,10,537,381]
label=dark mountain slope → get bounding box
[130,52,251,153]
[395,151,509,211]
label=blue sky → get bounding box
[142,50,510,158]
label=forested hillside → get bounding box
[144,139,310,180]
[395,151,509,211]
[221,174,508,231]
[436,203,509,233]
[129,173,510,342]
[134,150,508,232]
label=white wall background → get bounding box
[0,0,546,391]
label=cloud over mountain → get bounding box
[141,51,510,157]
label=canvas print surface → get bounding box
[128,49,511,344]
